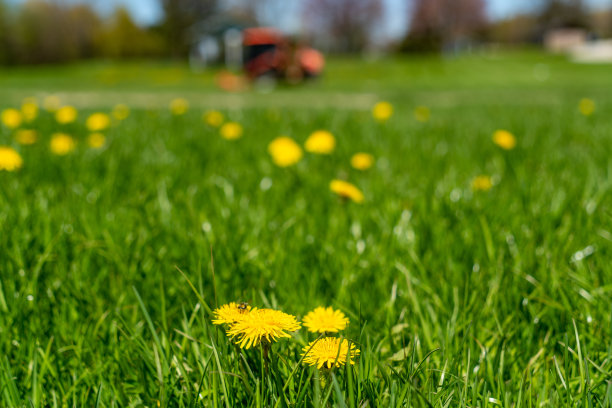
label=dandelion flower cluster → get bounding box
[350,153,374,170]
[0,147,23,171]
[305,130,335,154]
[203,110,224,127]
[227,308,301,349]
[86,113,111,132]
[303,306,349,333]
[55,106,78,124]
[302,337,360,369]
[472,175,492,191]
[492,129,516,150]
[268,136,303,167]
[1,108,22,129]
[372,101,393,122]
[220,122,243,140]
[50,133,76,155]
[15,129,38,145]
[330,179,364,203]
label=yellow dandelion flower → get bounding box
[305,130,336,154]
[302,337,360,369]
[372,101,393,122]
[330,179,364,203]
[220,122,243,140]
[350,153,374,170]
[1,108,22,129]
[169,98,189,115]
[492,129,516,150]
[303,306,349,333]
[21,98,39,122]
[112,104,130,121]
[579,98,595,116]
[414,106,430,122]
[15,129,38,145]
[0,147,23,171]
[43,95,61,112]
[472,175,492,191]
[227,308,301,349]
[203,110,224,127]
[87,133,106,149]
[50,133,76,155]
[212,302,252,325]
[55,106,78,124]
[268,136,303,167]
[86,113,111,132]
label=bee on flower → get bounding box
[212,302,252,326]
[226,308,301,349]
[268,136,303,167]
[304,130,335,154]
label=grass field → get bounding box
[1,51,611,407]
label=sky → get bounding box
[6,0,612,38]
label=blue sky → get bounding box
[7,0,612,37]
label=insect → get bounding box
[237,301,249,313]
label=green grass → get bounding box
[1,50,612,406]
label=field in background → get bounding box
[1,51,611,406]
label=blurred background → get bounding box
[0,0,611,68]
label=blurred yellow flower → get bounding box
[0,147,23,171]
[86,113,111,132]
[55,106,78,124]
[220,122,243,140]
[268,136,303,167]
[472,175,493,191]
[302,337,359,369]
[21,98,38,122]
[414,106,431,122]
[212,302,252,325]
[579,98,595,116]
[203,110,224,127]
[87,133,106,149]
[492,129,516,150]
[1,109,22,129]
[169,98,189,115]
[50,133,76,155]
[303,306,349,333]
[43,95,61,112]
[227,308,301,349]
[330,179,364,203]
[350,153,374,170]
[15,129,38,145]
[305,130,335,154]
[112,104,130,120]
[372,101,393,122]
